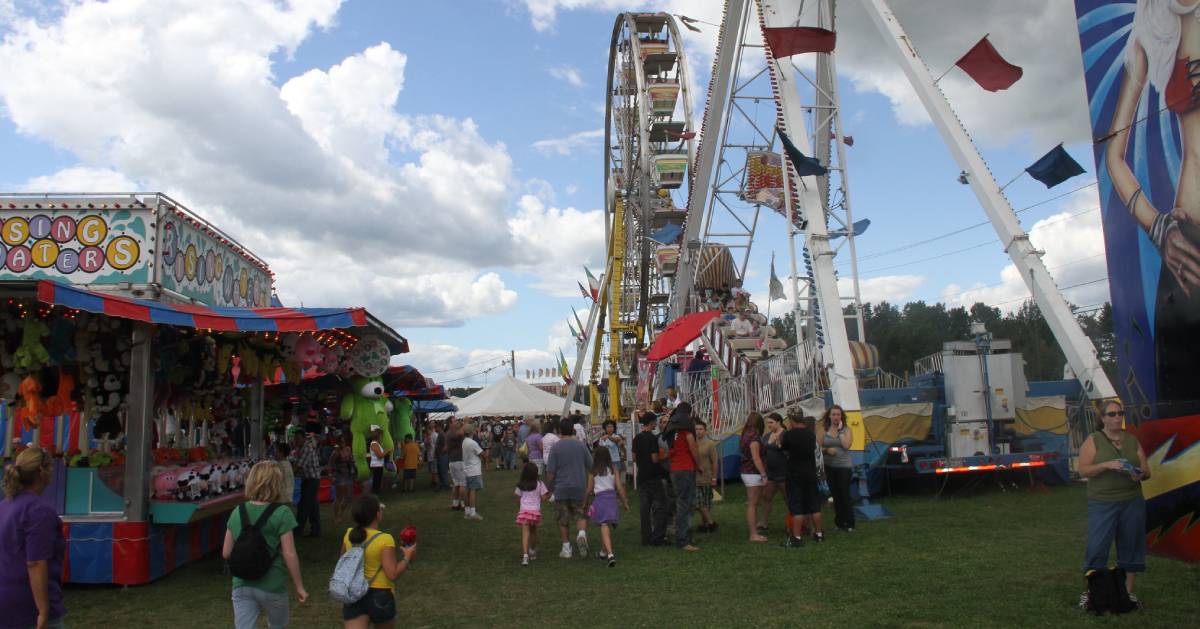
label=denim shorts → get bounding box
[342,588,396,624]
[466,475,484,490]
[232,586,289,629]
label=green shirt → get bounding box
[1087,430,1143,503]
[227,501,298,593]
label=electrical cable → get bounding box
[842,180,1099,267]
[437,361,511,384]
[857,205,1101,278]
[423,357,509,375]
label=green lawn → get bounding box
[66,472,1199,628]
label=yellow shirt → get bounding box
[403,442,421,470]
[341,528,396,589]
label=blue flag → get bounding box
[777,128,827,177]
[829,218,871,241]
[1025,143,1084,188]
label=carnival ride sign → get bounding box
[0,209,150,283]
[158,215,272,308]
[742,150,786,211]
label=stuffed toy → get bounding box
[12,319,51,371]
[390,396,415,444]
[292,335,325,371]
[153,468,179,500]
[44,370,77,417]
[339,375,392,480]
[16,375,44,431]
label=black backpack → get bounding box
[1085,567,1137,615]
[228,503,282,580]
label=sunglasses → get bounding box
[1104,410,1125,418]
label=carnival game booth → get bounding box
[0,280,407,584]
[0,192,409,585]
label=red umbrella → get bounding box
[646,310,722,361]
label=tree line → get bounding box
[770,300,1115,383]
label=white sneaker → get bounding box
[465,512,483,521]
[521,554,530,566]
[528,549,538,560]
[559,546,573,559]
[576,532,589,557]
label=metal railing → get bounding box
[676,340,821,438]
[912,351,943,376]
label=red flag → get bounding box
[842,135,854,147]
[762,27,836,58]
[955,36,1022,92]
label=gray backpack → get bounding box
[328,532,384,604]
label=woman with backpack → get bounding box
[339,494,417,628]
[222,461,308,629]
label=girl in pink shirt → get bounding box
[514,462,548,566]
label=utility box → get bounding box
[941,339,1028,458]
[0,193,273,307]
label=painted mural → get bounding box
[0,209,151,284]
[157,216,272,308]
[1076,0,1200,562]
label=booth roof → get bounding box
[34,280,408,353]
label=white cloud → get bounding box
[564,184,578,195]
[940,189,1108,312]
[508,194,605,296]
[843,274,926,304]
[548,65,585,87]
[19,166,139,192]
[0,0,532,327]
[532,128,604,156]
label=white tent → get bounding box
[453,375,588,417]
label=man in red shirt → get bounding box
[667,403,701,552]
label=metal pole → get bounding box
[249,381,264,460]
[511,350,516,377]
[123,322,155,522]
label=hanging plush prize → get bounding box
[346,336,390,377]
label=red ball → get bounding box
[399,525,417,546]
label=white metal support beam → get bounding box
[761,0,863,428]
[671,0,749,318]
[860,0,1117,401]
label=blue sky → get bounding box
[0,0,1109,386]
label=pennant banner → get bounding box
[763,26,836,58]
[955,35,1023,92]
[1025,143,1085,189]
[777,128,828,177]
[769,254,786,302]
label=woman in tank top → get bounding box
[1076,400,1151,606]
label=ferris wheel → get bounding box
[592,13,697,419]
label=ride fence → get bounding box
[676,340,821,439]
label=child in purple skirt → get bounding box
[514,462,548,566]
[586,447,629,567]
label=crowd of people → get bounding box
[0,395,1155,627]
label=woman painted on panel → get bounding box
[1105,0,1200,416]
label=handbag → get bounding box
[518,441,529,457]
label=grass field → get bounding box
[65,471,1199,628]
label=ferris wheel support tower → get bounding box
[859,0,1117,402]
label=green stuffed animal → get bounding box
[390,397,415,444]
[339,375,393,480]
[13,319,51,371]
